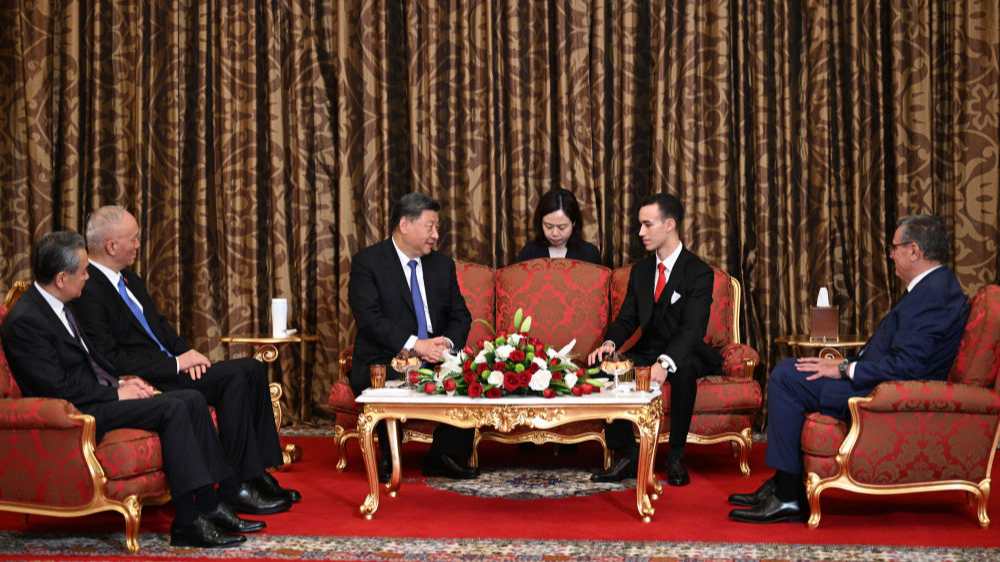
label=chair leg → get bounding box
[334,424,356,471]
[469,431,482,469]
[122,496,143,554]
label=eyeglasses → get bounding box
[885,241,913,256]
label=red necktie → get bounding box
[654,263,667,302]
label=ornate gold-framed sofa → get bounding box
[0,282,170,553]
[801,284,1000,528]
[329,258,760,474]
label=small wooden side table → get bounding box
[773,334,867,359]
[218,333,320,467]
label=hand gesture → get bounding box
[177,349,212,380]
[587,342,615,366]
[795,357,844,381]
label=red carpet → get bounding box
[3,435,999,550]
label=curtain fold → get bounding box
[1,0,997,423]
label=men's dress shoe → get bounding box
[170,516,247,548]
[728,492,808,524]
[202,501,266,533]
[422,454,478,479]
[258,471,302,503]
[728,477,775,507]
[219,482,292,515]
[377,458,392,484]
[590,457,637,483]
[665,456,690,487]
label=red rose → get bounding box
[486,387,502,399]
[543,389,556,398]
[581,382,595,395]
[549,358,559,367]
[409,371,421,384]
[576,368,586,378]
[468,382,483,398]
[494,361,507,371]
[510,349,526,362]
[423,383,437,394]
[463,360,473,372]
[528,363,540,374]
[443,378,457,392]
[571,386,584,396]
[518,372,531,386]
[463,345,474,355]
[477,363,489,375]
[463,372,477,384]
[503,372,519,392]
[553,372,563,382]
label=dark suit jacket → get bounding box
[514,240,603,266]
[2,285,119,419]
[818,265,969,414]
[605,247,721,372]
[348,238,472,395]
[73,266,191,384]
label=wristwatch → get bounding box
[837,360,849,379]
[659,359,671,371]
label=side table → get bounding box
[218,333,320,467]
[773,334,867,359]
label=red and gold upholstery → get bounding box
[802,284,1000,528]
[0,284,171,554]
[611,265,761,475]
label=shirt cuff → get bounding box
[404,335,418,351]
[657,354,677,373]
[602,340,616,350]
[175,358,181,373]
[846,361,855,380]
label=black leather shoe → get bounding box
[257,471,301,503]
[170,516,247,548]
[377,458,391,483]
[555,443,579,455]
[219,482,291,515]
[728,492,808,524]
[590,457,637,483]
[422,454,478,479]
[665,456,690,487]
[202,501,265,533]
[728,477,775,507]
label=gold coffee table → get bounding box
[354,387,664,522]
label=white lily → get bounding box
[507,333,523,346]
[439,349,464,374]
[548,338,577,366]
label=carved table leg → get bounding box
[633,400,662,522]
[357,408,383,519]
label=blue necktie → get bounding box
[117,276,171,355]
[408,259,429,339]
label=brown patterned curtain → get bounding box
[1,0,997,424]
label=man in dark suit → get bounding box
[587,193,722,486]
[2,231,263,548]
[73,205,298,515]
[348,192,476,481]
[728,215,970,523]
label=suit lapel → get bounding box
[633,258,656,328]
[381,239,417,316]
[29,287,86,354]
[659,249,688,309]
[104,268,150,336]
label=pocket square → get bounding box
[670,291,681,304]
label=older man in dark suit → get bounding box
[2,231,262,548]
[728,215,970,523]
[73,205,297,515]
[587,193,723,486]
[348,192,475,481]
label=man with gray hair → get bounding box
[728,215,970,524]
[2,231,260,547]
[349,192,476,480]
[74,205,298,515]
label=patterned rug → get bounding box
[2,531,998,562]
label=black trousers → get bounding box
[605,351,710,452]
[82,389,231,497]
[155,358,283,482]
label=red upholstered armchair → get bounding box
[473,259,614,468]
[611,265,761,475]
[802,284,1000,528]
[0,282,170,553]
[329,261,495,470]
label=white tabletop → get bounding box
[357,382,662,406]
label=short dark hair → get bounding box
[390,192,441,231]
[640,193,684,226]
[33,231,86,285]
[898,214,949,262]
[533,189,584,248]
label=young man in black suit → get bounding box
[348,192,476,481]
[2,231,261,548]
[73,205,298,515]
[587,193,722,486]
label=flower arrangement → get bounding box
[411,308,604,398]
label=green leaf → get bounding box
[472,318,497,337]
